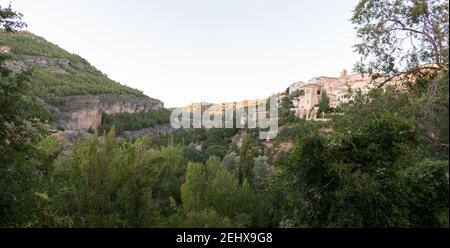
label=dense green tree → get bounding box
[400,159,449,227]
[276,88,448,227]
[238,136,255,184]
[251,155,275,192]
[51,128,187,227]
[0,4,52,227]
[317,90,330,117]
[99,108,171,134]
[278,96,298,125]
[203,144,228,159]
[51,130,120,227]
[175,157,258,227]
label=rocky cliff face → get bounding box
[47,94,164,130]
[0,36,165,131]
[5,55,71,74]
[5,54,164,130]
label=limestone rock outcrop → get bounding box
[47,94,164,130]
[1,31,167,143]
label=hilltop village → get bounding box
[179,69,404,124]
[285,69,403,120]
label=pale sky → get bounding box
[6,0,360,107]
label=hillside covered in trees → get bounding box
[0,30,145,105]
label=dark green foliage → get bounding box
[183,144,206,163]
[400,159,449,227]
[203,145,228,159]
[251,155,275,192]
[28,68,144,105]
[275,89,448,227]
[172,157,259,227]
[278,95,300,126]
[238,137,255,184]
[51,129,187,227]
[317,90,330,117]
[98,108,171,134]
[3,84,448,228]
[281,96,293,109]
[0,14,52,226]
[202,128,238,150]
[276,119,315,141]
[150,127,238,163]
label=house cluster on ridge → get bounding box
[288,69,394,119]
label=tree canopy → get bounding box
[352,0,449,82]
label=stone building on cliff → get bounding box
[289,69,386,119]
